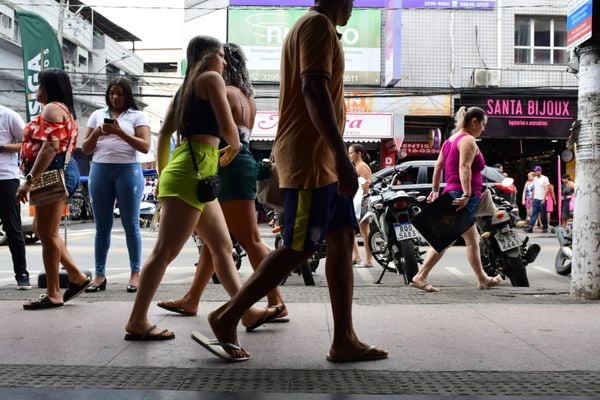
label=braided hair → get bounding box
[223,43,254,97]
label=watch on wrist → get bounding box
[0,145,5,153]
[25,174,35,185]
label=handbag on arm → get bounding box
[187,140,221,203]
[256,154,284,210]
[29,135,73,207]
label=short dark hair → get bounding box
[562,174,571,180]
[105,77,139,111]
[38,68,76,119]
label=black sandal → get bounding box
[23,294,64,310]
[63,277,92,302]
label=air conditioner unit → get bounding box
[472,68,500,87]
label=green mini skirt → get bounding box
[158,141,219,211]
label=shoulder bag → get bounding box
[188,140,221,203]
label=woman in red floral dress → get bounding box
[16,68,91,310]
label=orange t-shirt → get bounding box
[273,10,346,189]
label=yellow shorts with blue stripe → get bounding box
[282,182,358,252]
[158,141,219,212]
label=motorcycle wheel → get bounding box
[554,251,572,276]
[300,261,315,286]
[504,255,529,287]
[369,229,394,271]
[399,240,419,285]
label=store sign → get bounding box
[229,0,387,6]
[401,142,439,156]
[460,95,577,139]
[402,0,495,9]
[251,111,393,140]
[228,8,381,85]
[567,0,593,49]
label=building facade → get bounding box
[181,0,576,181]
[0,0,144,172]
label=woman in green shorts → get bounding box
[125,37,281,340]
[156,43,288,324]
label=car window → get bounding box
[395,166,418,185]
[482,166,504,183]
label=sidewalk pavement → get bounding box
[1,279,599,399]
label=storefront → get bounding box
[249,111,396,169]
[460,92,578,221]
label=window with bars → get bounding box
[514,16,568,65]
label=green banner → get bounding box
[228,8,382,85]
[16,11,64,121]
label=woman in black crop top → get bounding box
[157,43,288,322]
[126,36,280,342]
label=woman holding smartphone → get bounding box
[82,77,151,293]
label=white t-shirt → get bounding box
[0,105,25,180]
[87,108,150,163]
[532,175,549,200]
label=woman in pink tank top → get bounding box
[409,106,502,292]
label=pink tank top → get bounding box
[441,132,485,196]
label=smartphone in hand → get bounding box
[103,118,115,124]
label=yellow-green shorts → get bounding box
[158,141,219,211]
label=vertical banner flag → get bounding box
[16,11,64,121]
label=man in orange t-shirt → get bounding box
[201,0,388,363]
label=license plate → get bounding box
[394,222,417,241]
[495,231,520,252]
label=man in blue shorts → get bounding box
[198,0,388,363]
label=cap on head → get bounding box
[533,165,542,172]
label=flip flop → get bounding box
[269,304,289,323]
[23,294,64,310]
[245,304,285,332]
[326,345,389,363]
[409,281,440,293]
[157,300,197,316]
[191,331,249,362]
[63,277,92,302]
[124,325,175,341]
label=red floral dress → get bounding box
[20,102,78,172]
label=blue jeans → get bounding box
[529,198,547,230]
[446,190,481,219]
[46,154,80,197]
[88,162,144,275]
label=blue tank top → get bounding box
[176,91,220,138]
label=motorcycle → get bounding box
[476,187,540,287]
[192,232,247,284]
[553,226,572,276]
[363,180,426,285]
[267,208,318,286]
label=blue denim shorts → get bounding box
[282,182,358,252]
[46,154,80,198]
[446,190,481,218]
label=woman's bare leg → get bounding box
[221,200,286,310]
[125,198,200,335]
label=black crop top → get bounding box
[175,91,220,138]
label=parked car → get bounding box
[0,178,38,245]
[372,160,518,209]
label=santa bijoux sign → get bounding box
[251,112,393,140]
[460,95,577,139]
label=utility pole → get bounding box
[569,2,600,300]
[56,0,68,46]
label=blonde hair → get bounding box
[455,106,486,131]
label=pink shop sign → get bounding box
[251,111,394,140]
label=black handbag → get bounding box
[188,140,220,203]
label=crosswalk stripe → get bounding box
[446,267,466,277]
[532,265,556,275]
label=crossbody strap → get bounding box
[187,140,204,177]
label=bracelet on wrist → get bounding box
[432,188,440,193]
